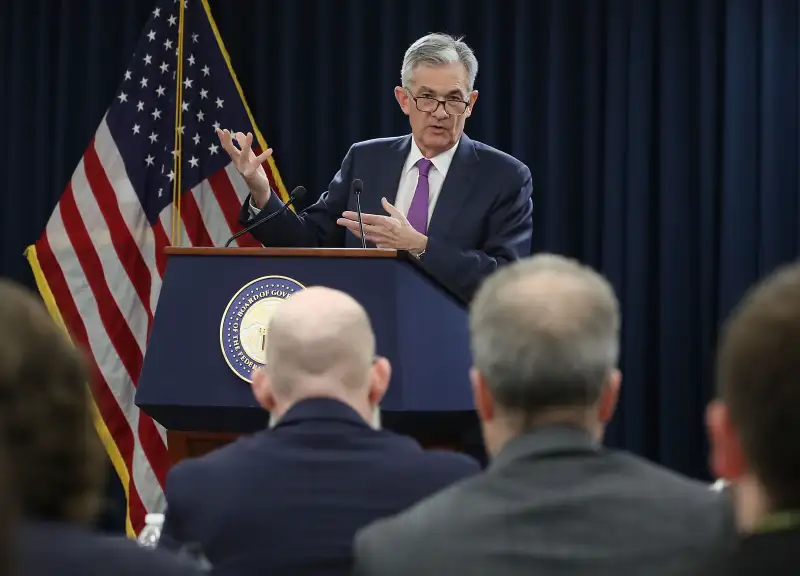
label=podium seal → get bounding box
[220,275,306,382]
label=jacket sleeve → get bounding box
[238,146,356,248]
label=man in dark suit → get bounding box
[218,33,533,304]
[700,261,800,575]
[0,280,201,576]
[159,286,480,575]
[353,254,735,576]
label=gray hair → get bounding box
[469,254,620,416]
[401,33,479,92]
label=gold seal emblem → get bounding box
[220,275,306,382]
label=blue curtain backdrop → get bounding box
[2,0,799,525]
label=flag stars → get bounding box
[164,39,173,51]
[201,65,210,77]
[149,132,158,143]
[188,156,199,168]
[215,97,224,109]
[147,30,156,42]
[199,88,208,99]
[192,133,201,145]
[145,154,155,166]
[182,100,190,112]
[168,15,177,26]
[178,125,185,135]
[208,143,219,155]
[183,77,193,89]
[143,54,152,65]
[196,110,205,122]
[153,7,161,17]
[156,85,166,97]
[124,70,132,81]
[212,120,220,131]
[132,124,141,135]
[158,187,164,197]
[192,33,199,43]
[117,91,128,103]
[151,108,162,120]
[160,62,170,74]
[187,54,196,66]
[140,77,149,88]
[167,170,175,181]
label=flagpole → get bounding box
[171,0,186,246]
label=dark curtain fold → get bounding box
[2,0,799,485]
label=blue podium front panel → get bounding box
[136,252,474,432]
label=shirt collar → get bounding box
[403,135,460,177]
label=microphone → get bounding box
[224,186,306,247]
[352,179,366,249]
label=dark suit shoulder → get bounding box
[349,135,408,151]
[469,137,530,172]
[20,522,202,576]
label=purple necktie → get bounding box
[407,158,432,234]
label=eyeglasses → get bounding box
[406,90,470,116]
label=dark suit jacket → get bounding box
[18,521,203,576]
[159,397,480,575]
[354,425,737,576]
[239,134,533,302]
[697,526,800,575]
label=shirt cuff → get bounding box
[248,197,262,217]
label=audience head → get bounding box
[707,261,800,530]
[251,287,390,428]
[468,254,622,456]
[0,280,105,525]
[394,33,479,157]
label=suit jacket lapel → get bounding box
[427,134,479,239]
[371,135,411,213]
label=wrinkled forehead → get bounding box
[407,62,470,97]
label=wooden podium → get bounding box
[135,247,477,466]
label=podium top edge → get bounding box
[164,247,401,258]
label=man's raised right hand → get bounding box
[216,128,273,208]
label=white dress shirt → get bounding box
[249,136,460,227]
[393,137,459,224]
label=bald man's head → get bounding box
[252,287,390,424]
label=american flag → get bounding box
[24,0,286,537]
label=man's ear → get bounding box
[597,368,622,425]
[394,86,411,116]
[368,356,391,406]
[471,367,495,424]
[706,399,747,481]
[251,367,276,412]
[464,90,479,118]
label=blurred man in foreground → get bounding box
[0,280,200,576]
[160,286,479,575]
[703,262,800,574]
[354,254,734,576]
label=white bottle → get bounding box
[137,513,164,548]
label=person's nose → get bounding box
[432,104,449,121]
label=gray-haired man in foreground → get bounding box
[353,254,734,576]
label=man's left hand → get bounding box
[337,197,428,253]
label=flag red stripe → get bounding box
[206,171,261,247]
[179,190,214,247]
[152,220,170,279]
[58,184,169,487]
[83,142,155,334]
[34,230,148,531]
